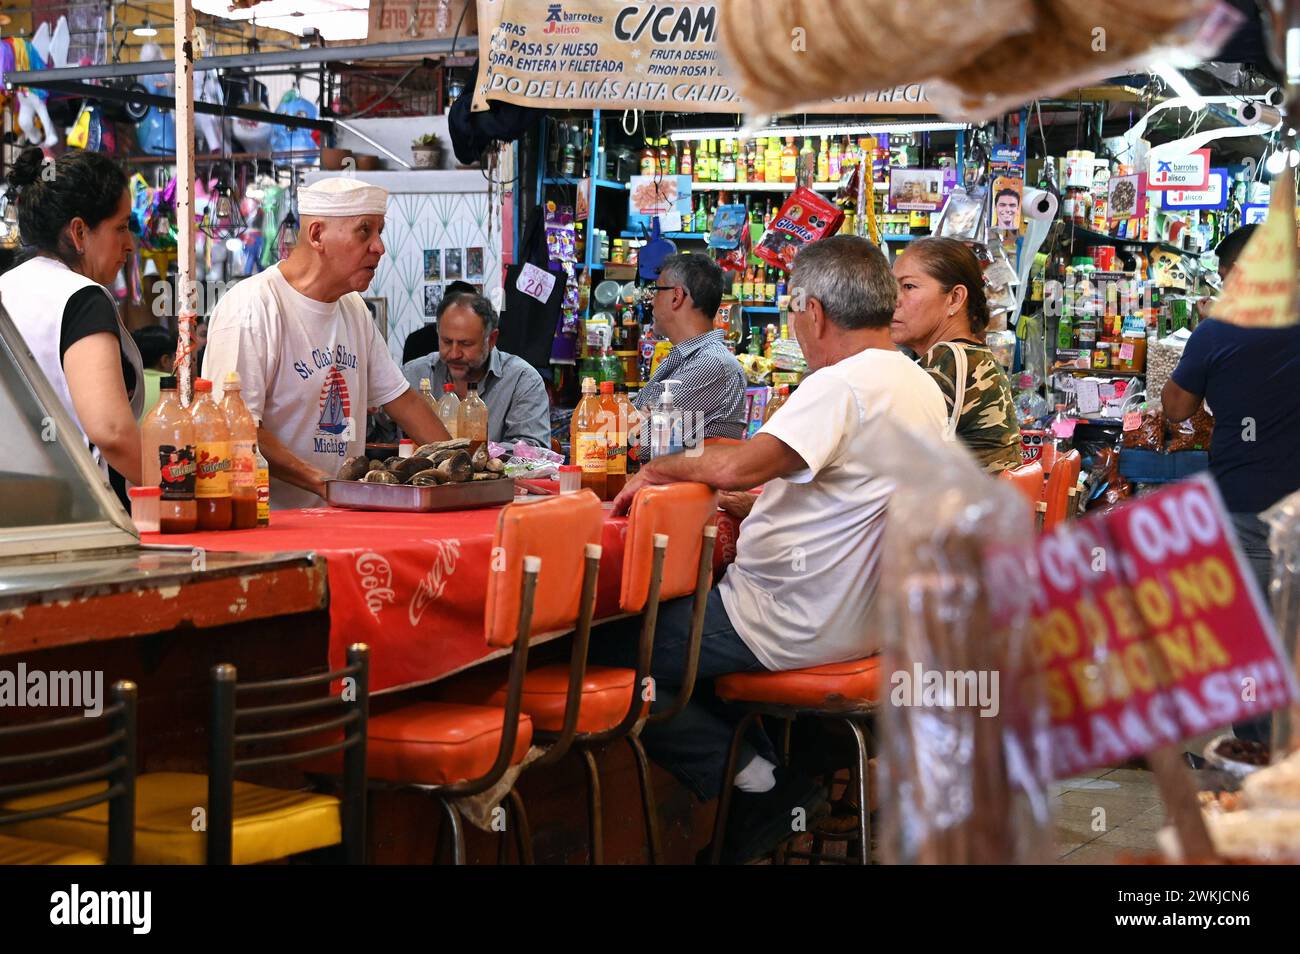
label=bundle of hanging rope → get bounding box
[718,0,1229,120]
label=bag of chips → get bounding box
[1167,408,1214,453]
[754,187,844,273]
[1122,408,1165,452]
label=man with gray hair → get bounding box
[402,291,551,447]
[636,252,747,454]
[204,176,449,510]
[597,235,947,863]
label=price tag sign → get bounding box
[1076,379,1102,415]
[516,262,556,303]
[659,210,683,232]
[1119,343,1135,360]
[1051,417,1077,439]
[1123,410,1142,432]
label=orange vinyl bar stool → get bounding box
[3,649,370,865]
[1037,443,1059,476]
[708,658,882,865]
[999,459,1047,528]
[446,481,718,864]
[1041,449,1082,531]
[0,681,137,865]
[368,491,606,864]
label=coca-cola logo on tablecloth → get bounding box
[716,518,737,566]
[410,539,462,627]
[354,551,396,619]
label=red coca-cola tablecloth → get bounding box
[142,505,738,693]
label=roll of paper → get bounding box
[1234,100,1282,128]
[1022,185,1058,222]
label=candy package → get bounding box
[707,204,750,249]
[754,187,844,273]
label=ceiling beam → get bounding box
[6,36,467,84]
[39,80,333,131]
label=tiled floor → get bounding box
[778,763,1226,864]
[1053,765,1231,863]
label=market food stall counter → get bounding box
[141,503,741,694]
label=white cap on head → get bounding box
[298,177,388,218]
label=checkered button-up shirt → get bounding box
[634,329,747,456]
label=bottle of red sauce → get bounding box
[220,372,259,530]
[192,378,233,531]
[140,376,197,534]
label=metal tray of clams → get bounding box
[325,438,515,512]
[323,475,515,512]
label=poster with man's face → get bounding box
[993,176,1023,231]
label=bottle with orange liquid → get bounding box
[191,378,232,530]
[220,372,259,530]
[457,382,489,456]
[781,136,797,183]
[140,375,197,534]
[763,384,790,423]
[614,384,639,474]
[570,377,607,499]
[600,381,627,498]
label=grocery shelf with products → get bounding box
[534,108,967,419]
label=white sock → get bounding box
[733,754,777,793]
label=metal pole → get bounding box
[174,0,197,407]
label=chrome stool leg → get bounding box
[708,710,760,865]
[627,732,663,864]
[846,719,871,865]
[579,747,604,865]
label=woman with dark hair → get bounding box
[0,147,141,503]
[890,236,1021,473]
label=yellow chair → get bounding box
[5,646,370,865]
[0,680,137,865]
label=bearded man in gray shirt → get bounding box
[401,292,551,447]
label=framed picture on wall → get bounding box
[423,284,443,318]
[363,297,389,341]
[444,248,463,281]
[423,249,441,281]
[466,246,485,281]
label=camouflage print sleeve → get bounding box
[919,345,958,418]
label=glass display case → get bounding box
[0,298,139,561]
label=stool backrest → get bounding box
[1038,444,1059,476]
[1042,449,1082,531]
[209,644,370,865]
[484,489,605,648]
[620,482,718,613]
[0,680,137,864]
[999,460,1044,508]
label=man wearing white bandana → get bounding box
[204,177,449,509]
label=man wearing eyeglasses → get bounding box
[636,253,747,456]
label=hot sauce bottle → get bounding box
[191,378,233,531]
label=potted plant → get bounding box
[411,133,442,169]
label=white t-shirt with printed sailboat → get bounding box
[202,265,409,510]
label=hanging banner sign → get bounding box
[1147,148,1211,190]
[1160,168,1228,210]
[473,0,934,114]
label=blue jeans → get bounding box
[1231,512,1274,745]
[589,588,777,801]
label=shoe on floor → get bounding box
[701,767,829,864]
